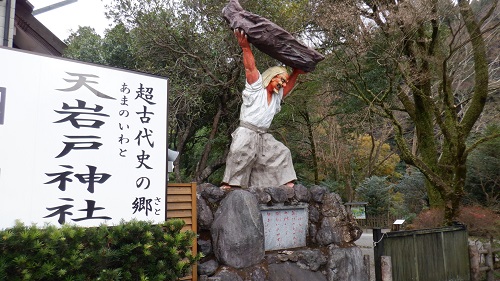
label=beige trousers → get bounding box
[222,124,297,188]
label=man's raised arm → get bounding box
[283,68,306,98]
[235,29,259,85]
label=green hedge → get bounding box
[0,219,201,281]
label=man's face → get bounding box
[270,73,289,94]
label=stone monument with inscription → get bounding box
[196,183,367,281]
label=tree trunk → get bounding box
[194,104,223,182]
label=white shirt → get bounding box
[239,73,283,129]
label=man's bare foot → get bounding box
[220,184,231,190]
[285,182,294,188]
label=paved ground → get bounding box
[354,229,390,281]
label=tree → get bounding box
[64,24,136,69]
[272,76,337,183]
[393,167,428,215]
[353,133,400,178]
[309,0,499,224]
[64,26,106,64]
[101,23,137,69]
[357,176,391,216]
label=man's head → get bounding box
[262,66,289,94]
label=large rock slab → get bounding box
[213,267,244,281]
[268,262,327,281]
[222,0,324,72]
[211,190,265,268]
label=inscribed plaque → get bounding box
[261,205,308,251]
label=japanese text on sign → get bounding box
[261,207,308,251]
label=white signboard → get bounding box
[350,205,366,219]
[261,206,308,251]
[0,47,168,229]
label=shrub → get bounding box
[408,208,443,229]
[458,205,500,237]
[0,219,201,281]
[409,206,500,238]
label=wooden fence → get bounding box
[470,237,500,281]
[373,225,470,281]
[356,215,399,229]
[167,182,197,281]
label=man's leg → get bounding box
[221,127,257,189]
[249,133,297,187]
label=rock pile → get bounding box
[196,183,368,281]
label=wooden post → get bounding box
[486,242,494,281]
[469,244,480,281]
[374,228,383,281]
[381,256,392,281]
[363,254,371,281]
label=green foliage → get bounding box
[63,24,137,70]
[319,178,347,195]
[356,176,391,216]
[393,168,428,215]
[101,23,137,69]
[63,26,106,64]
[465,124,500,210]
[0,219,200,281]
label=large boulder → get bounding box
[198,259,219,276]
[326,246,369,281]
[198,183,225,203]
[198,194,214,230]
[294,183,311,202]
[211,190,265,268]
[316,193,362,245]
[316,217,362,245]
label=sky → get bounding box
[28,0,114,41]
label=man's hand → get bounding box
[234,28,251,49]
[234,28,259,85]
